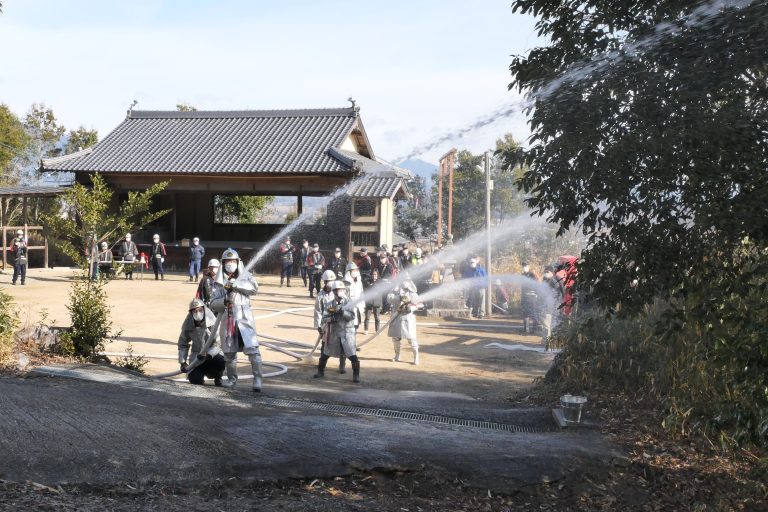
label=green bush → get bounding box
[0,288,18,364]
[549,245,768,448]
[60,278,116,359]
[113,343,149,374]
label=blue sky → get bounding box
[0,1,541,163]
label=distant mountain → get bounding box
[397,158,438,181]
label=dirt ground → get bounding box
[4,267,554,401]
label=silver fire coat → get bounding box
[177,306,222,364]
[343,271,365,326]
[387,289,419,340]
[210,261,259,354]
[314,288,335,329]
[321,297,357,358]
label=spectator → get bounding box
[462,257,487,318]
[494,278,510,314]
[119,233,138,280]
[197,258,221,307]
[306,243,326,298]
[400,245,412,269]
[9,229,27,285]
[328,247,347,277]
[298,239,310,287]
[279,236,295,287]
[521,262,540,332]
[97,242,113,279]
[150,233,167,281]
[188,237,205,282]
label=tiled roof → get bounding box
[41,108,362,175]
[0,186,67,197]
[332,150,411,199]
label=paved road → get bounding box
[0,367,621,493]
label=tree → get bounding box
[65,126,98,154]
[213,195,274,224]
[506,0,768,445]
[0,104,30,179]
[42,174,171,268]
[25,103,65,158]
[505,0,768,314]
[176,103,197,112]
[434,135,527,240]
[395,175,437,241]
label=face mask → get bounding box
[224,262,238,273]
[193,241,199,246]
[303,243,308,248]
[335,252,341,257]
[192,310,205,322]
[470,262,477,268]
[523,267,530,273]
[153,238,159,243]
[125,236,131,241]
[351,270,359,279]
[335,291,346,300]
[313,247,319,252]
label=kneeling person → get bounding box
[315,280,360,383]
[178,298,225,386]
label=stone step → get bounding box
[424,308,472,319]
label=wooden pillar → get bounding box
[1,225,5,271]
[171,193,177,241]
[44,235,49,268]
[22,196,28,237]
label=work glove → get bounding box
[180,362,189,373]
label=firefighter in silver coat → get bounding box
[314,270,349,374]
[387,280,421,365]
[314,281,360,383]
[210,248,263,391]
[177,298,225,386]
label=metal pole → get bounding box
[485,152,493,318]
[437,158,444,246]
[447,150,455,239]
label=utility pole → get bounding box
[484,151,493,318]
[437,158,444,246]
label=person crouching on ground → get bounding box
[210,248,263,392]
[387,279,421,365]
[315,280,360,383]
[197,258,221,308]
[178,298,225,386]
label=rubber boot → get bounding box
[224,353,238,388]
[391,338,401,362]
[339,355,347,374]
[352,360,360,383]
[248,352,262,392]
[314,356,328,378]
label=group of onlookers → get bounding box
[89,234,207,282]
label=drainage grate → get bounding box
[256,397,551,433]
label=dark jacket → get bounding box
[189,244,205,262]
[329,256,347,277]
[307,252,326,272]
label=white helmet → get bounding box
[153,233,160,241]
[16,229,23,236]
[321,270,336,282]
[222,248,239,261]
[208,258,221,268]
[101,242,108,249]
[345,262,358,271]
[415,247,422,257]
[188,298,205,311]
[331,280,346,291]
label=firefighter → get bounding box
[150,234,166,280]
[197,258,221,307]
[387,280,421,365]
[314,270,348,373]
[314,280,360,383]
[343,262,365,330]
[119,233,138,280]
[306,243,326,298]
[9,229,27,285]
[178,298,225,386]
[210,248,262,392]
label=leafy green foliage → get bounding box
[64,126,98,154]
[176,103,197,112]
[25,103,65,158]
[0,288,18,365]
[59,278,117,358]
[395,175,437,241]
[113,343,149,374]
[42,174,171,268]
[0,104,30,176]
[509,0,768,446]
[213,195,274,224]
